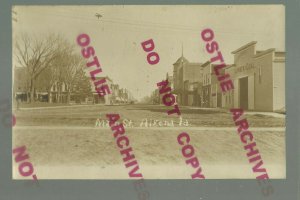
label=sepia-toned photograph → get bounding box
[12,5,285,179]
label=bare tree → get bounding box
[35,65,57,103]
[14,33,62,102]
[56,42,77,103]
[63,54,85,104]
[15,33,89,104]
[45,41,80,103]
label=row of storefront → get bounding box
[152,41,285,112]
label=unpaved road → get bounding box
[13,126,285,179]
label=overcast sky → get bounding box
[13,5,285,100]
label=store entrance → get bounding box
[239,77,248,110]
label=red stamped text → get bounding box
[141,39,160,65]
[12,146,37,181]
[77,33,111,96]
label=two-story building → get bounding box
[173,55,202,106]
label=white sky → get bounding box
[13,5,285,100]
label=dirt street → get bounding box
[13,104,285,179]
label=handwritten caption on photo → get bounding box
[95,116,190,128]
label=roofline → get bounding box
[253,48,275,59]
[173,56,189,65]
[274,51,286,54]
[231,41,257,54]
[274,51,286,57]
[201,61,211,68]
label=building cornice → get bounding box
[253,48,275,59]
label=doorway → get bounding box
[239,77,248,110]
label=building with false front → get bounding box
[223,41,285,112]
[151,41,285,112]
[201,61,213,107]
[173,55,203,106]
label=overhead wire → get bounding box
[23,9,273,37]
